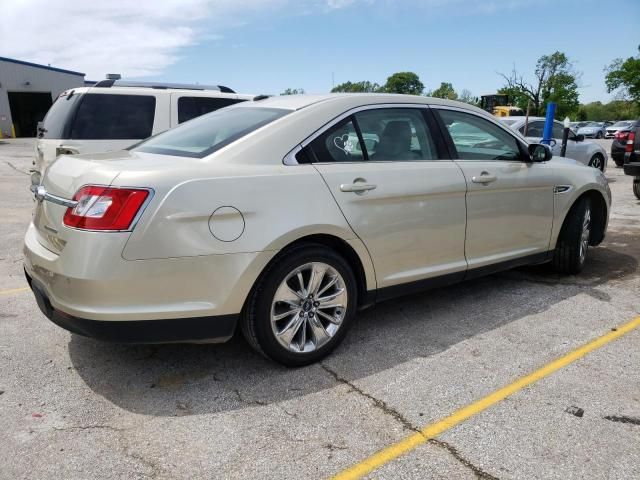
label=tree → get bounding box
[605,46,640,104]
[281,88,305,95]
[499,52,581,116]
[429,82,458,100]
[458,89,477,105]
[382,72,424,95]
[331,81,382,93]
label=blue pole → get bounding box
[541,102,556,145]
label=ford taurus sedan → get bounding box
[24,95,611,366]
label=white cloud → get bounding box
[0,0,530,79]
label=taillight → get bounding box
[63,185,150,231]
[627,132,636,153]
[614,131,629,141]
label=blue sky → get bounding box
[160,0,640,102]
[2,0,638,103]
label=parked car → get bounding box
[618,120,640,198]
[500,117,608,171]
[24,95,610,366]
[33,80,253,189]
[611,122,639,167]
[577,122,606,139]
[605,120,634,138]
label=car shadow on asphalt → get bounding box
[67,230,638,417]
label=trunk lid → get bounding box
[33,152,123,254]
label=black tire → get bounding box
[589,153,605,171]
[596,131,603,139]
[552,197,592,275]
[613,156,624,167]
[634,177,640,200]
[241,244,358,367]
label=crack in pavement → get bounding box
[4,161,29,175]
[321,363,499,479]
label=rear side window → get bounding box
[178,97,245,124]
[134,106,290,158]
[519,121,544,137]
[308,118,365,163]
[70,94,156,140]
[40,91,81,139]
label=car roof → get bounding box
[245,93,489,113]
[57,86,254,99]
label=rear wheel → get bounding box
[589,153,605,171]
[634,177,640,200]
[241,245,357,366]
[552,197,592,275]
[613,156,624,167]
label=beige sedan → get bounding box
[24,94,611,366]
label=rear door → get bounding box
[436,107,555,271]
[308,105,468,292]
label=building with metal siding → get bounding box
[0,57,85,138]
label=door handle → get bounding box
[471,173,497,184]
[340,183,377,193]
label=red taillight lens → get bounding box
[626,132,636,153]
[614,131,629,141]
[63,186,150,231]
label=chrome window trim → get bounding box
[283,102,453,166]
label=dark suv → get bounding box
[618,119,640,198]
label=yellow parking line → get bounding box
[332,315,640,480]
[0,287,30,296]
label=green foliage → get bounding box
[280,88,305,95]
[382,72,424,95]
[429,82,458,100]
[331,81,382,93]
[605,46,640,104]
[578,101,639,121]
[499,51,580,117]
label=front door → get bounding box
[305,106,468,290]
[436,108,555,271]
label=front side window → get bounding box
[353,108,437,161]
[134,106,290,158]
[438,109,522,161]
[70,94,156,140]
[177,96,246,124]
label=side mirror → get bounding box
[528,143,552,162]
[575,134,585,142]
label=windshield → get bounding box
[585,122,601,127]
[134,106,290,158]
[612,121,631,127]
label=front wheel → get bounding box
[552,197,592,274]
[634,177,640,200]
[589,154,605,171]
[241,245,357,366]
[596,131,603,139]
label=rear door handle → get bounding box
[340,183,377,193]
[471,173,497,184]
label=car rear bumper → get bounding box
[23,221,277,341]
[25,271,238,343]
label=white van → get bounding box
[33,80,254,187]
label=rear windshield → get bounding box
[70,94,156,140]
[133,107,290,158]
[40,91,81,139]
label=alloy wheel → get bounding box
[270,262,347,353]
[579,208,591,263]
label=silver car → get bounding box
[606,120,634,139]
[577,122,606,139]
[501,117,608,171]
[24,95,610,366]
